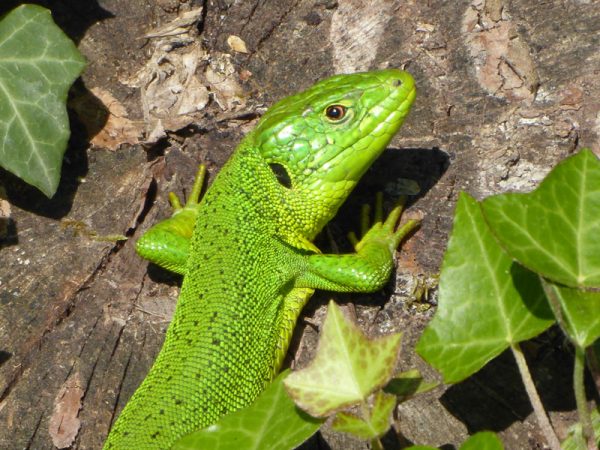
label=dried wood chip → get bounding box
[48,372,84,449]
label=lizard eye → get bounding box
[324,104,347,121]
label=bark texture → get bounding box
[1,0,599,449]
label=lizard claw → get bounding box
[168,165,207,213]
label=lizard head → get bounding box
[252,69,416,239]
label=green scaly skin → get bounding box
[104,69,417,449]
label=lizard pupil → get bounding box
[325,104,346,120]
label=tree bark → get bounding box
[1,0,598,448]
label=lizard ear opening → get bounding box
[268,163,292,189]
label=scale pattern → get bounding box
[104,69,416,449]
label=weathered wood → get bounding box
[1,0,599,448]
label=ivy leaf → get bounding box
[481,149,600,289]
[284,301,402,417]
[0,5,86,197]
[405,431,504,450]
[331,391,396,440]
[383,369,438,400]
[542,279,600,348]
[459,432,504,450]
[562,407,600,450]
[172,370,323,450]
[416,193,554,383]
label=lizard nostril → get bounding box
[390,79,403,88]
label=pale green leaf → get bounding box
[284,301,402,417]
[172,370,323,450]
[331,391,396,440]
[481,149,600,288]
[0,5,86,197]
[417,193,554,383]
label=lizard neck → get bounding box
[226,134,352,252]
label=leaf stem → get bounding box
[585,345,600,397]
[540,277,569,338]
[574,344,595,448]
[362,400,383,450]
[370,437,384,450]
[511,343,561,450]
[360,400,371,423]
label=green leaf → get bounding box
[331,391,396,440]
[562,408,600,450]
[481,149,600,288]
[0,5,86,197]
[383,369,438,400]
[542,279,600,348]
[416,193,554,383]
[172,370,323,450]
[459,432,504,450]
[284,301,402,417]
[405,432,504,450]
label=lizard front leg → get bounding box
[136,165,206,274]
[295,193,419,293]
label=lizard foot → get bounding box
[348,192,420,253]
[168,164,207,213]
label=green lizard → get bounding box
[104,69,417,449]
